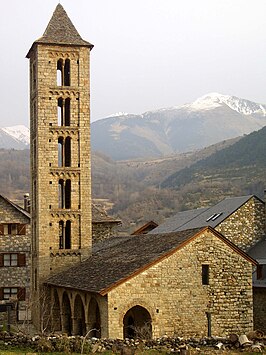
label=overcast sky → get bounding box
[1,0,266,127]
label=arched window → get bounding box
[65,98,71,126]
[64,59,71,86]
[59,220,71,250]
[57,58,71,86]
[65,180,71,209]
[58,179,64,209]
[65,137,71,167]
[57,59,63,86]
[58,179,71,209]
[58,137,64,167]
[57,98,63,126]
[65,221,71,249]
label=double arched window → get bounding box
[58,137,71,167]
[58,179,71,209]
[58,98,71,126]
[59,220,71,249]
[57,59,70,86]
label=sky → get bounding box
[1,0,266,127]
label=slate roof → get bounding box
[150,195,259,234]
[27,4,93,57]
[92,204,121,224]
[46,226,256,295]
[0,195,30,220]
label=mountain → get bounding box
[161,126,266,200]
[91,93,266,160]
[0,125,29,149]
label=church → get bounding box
[22,4,257,338]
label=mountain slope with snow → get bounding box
[0,125,29,149]
[91,93,266,160]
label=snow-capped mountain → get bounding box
[91,93,266,160]
[2,125,30,146]
[0,125,29,149]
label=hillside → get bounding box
[1,128,266,233]
[91,93,266,160]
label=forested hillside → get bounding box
[1,128,266,233]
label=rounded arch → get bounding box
[123,305,152,339]
[62,291,72,335]
[73,294,86,335]
[87,297,101,338]
[52,289,61,331]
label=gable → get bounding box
[0,196,30,224]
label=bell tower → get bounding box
[27,4,93,326]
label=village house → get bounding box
[0,194,31,323]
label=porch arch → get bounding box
[87,297,101,338]
[123,305,152,339]
[52,289,61,331]
[73,294,86,335]
[62,291,72,334]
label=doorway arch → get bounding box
[123,305,152,339]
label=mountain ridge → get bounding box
[91,93,266,160]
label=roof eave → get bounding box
[26,40,94,58]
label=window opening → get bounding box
[59,220,64,249]
[64,59,71,86]
[65,221,71,249]
[57,98,63,126]
[65,98,71,126]
[4,287,18,300]
[58,137,64,167]
[58,180,64,209]
[202,265,209,285]
[57,59,63,86]
[4,254,18,266]
[65,180,71,209]
[65,137,71,167]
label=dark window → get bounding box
[65,137,71,167]
[65,180,71,209]
[64,59,71,86]
[202,265,209,285]
[59,220,71,249]
[65,98,71,126]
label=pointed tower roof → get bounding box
[27,4,93,57]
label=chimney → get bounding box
[23,193,30,213]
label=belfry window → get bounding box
[59,220,71,249]
[57,59,63,86]
[57,98,63,126]
[57,58,71,86]
[64,59,71,86]
[57,98,71,126]
[58,179,71,209]
[58,137,71,167]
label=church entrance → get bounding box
[123,305,152,339]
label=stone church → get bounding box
[25,4,257,338]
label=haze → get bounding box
[1,0,266,127]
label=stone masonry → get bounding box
[216,196,265,252]
[26,4,93,327]
[107,229,254,338]
[0,196,31,324]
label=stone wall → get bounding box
[92,223,119,244]
[216,196,265,252]
[107,229,253,338]
[0,196,31,324]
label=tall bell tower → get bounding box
[27,4,93,326]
